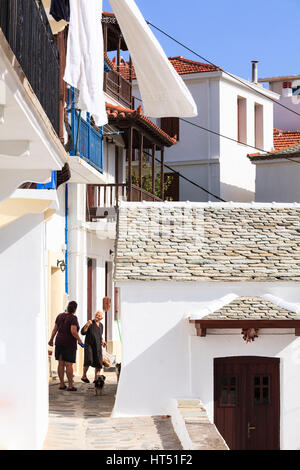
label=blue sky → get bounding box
[103,0,299,81]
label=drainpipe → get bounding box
[65,183,69,295]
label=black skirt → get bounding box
[81,321,103,369]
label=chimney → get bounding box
[251,60,259,84]
[282,81,293,98]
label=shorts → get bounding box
[55,345,76,363]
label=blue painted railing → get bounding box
[69,88,103,173]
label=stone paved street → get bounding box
[43,372,182,450]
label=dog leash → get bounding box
[116,315,122,342]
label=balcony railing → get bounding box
[86,183,163,221]
[131,185,163,202]
[70,87,103,173]
[0,0,60,135]
[104,68,132,109]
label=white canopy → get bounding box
[64,0,198,126]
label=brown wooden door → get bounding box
[214,357,280,450]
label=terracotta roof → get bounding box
[102,11,115,17]
[273,128,300,151]
[117,56,220,81]
[104,53,115,71]
[249,128,300,161]
[106,103,177,147]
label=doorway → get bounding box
[214,356,280,450]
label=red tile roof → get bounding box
[106,103,177,147]
[249,128,300,161]
[273,128,300,151]
[116,56,220,81]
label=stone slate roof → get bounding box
[114,203,300,282]
[201,297,300,320]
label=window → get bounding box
[237,97,247,145]
[255,103,264,150]
[161,117,180,141]
[253,376,270,405]
[219,376,237,406]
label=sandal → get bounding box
[59,385,67,390]
[67,387,77,391]
[81,377,90,383]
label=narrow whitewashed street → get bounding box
[44,372,182,450]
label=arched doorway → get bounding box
[214,356,280,450]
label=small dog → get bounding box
[115,363,121,383]
[94,375,106,396]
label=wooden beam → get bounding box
[117,36,121,70]
[295,329,300,336]
[196,327,207,337]
[139,133,143,199]
[127,127,133,201]
[161,147,165,201]
[193,320,300,329]
[152,144,156,195]
[103,23,108,55]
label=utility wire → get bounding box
[140,149,226,202]
[132,96,300,165]
[146,21,300,120]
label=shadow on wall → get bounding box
[220,182,255,202]
[0,213,42,254]
[113,317,193,418]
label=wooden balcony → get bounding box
[0,0,60,136]
[86,183,162,221]
[131,185,163,202]
[104,68,132,109]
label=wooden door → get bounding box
[214,357,280,450]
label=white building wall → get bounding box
[133,75,221,202]
[255,161,300,202]
[0,213,48,449]
[46,185,66,254]
[114,281,300,450]
[274,96,300,132]
[68,181,119,358]
[134,72,275,203]
[219,78,274,202]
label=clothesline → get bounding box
[51,0,198,126]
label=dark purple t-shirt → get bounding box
[55,313,80,350]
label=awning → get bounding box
[189,295,300,337]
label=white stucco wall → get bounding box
[255,161,300,202]
[46,185,66,254]
[219,78,274,202]
[133,72,276,203]
[114,281,300,450]
[0,214,48,449]
[68,184,117,345]
[274,96,300,132]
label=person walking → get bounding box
[81,311,106,383]
[48,301,82,391]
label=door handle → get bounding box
[248,422,256,439]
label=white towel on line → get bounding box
[109,0,198,118]
[64,0,198,126]
[64,0,108,126]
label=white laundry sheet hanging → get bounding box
[64,0,108,126]
[64,0,198,127]
[109,0,198,118]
